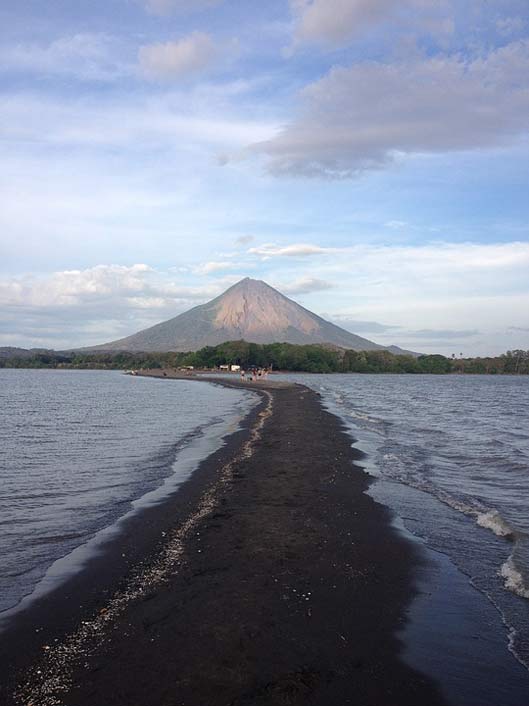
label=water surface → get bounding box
[281,373,529,674]
[0,369,255,615]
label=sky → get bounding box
[1,0,529,356]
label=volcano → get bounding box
[88,278,404,353]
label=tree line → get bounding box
[1,342,529,374]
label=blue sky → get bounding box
[1,0,529,355]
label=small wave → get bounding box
[371,451,516,541]
[477,510,514,538]
[506,625,529,671]
[378,469,518,545]
[427,492,517,543]
[347,410,381,424]
[500,557,529,599]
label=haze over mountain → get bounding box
[84,278,410,354]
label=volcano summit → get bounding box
[89,278,402,353]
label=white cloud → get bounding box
[251,40,529,177]
[303,241,529,346]
[0,265,154,309]
[0,266,246,314]
[0,92,274,149]
[193,261,250,275]
[385,220,408,229]
[496,16,526,37]
[1,244,529,354]
[142,0,221,16]
[277,277,334,295]
[289,0,454,48]
[248,243,333,258]
[345,241,529,279]
[0,34,130,82]
[0,266,241,348]
[139,32,225,80]
[243,240,529,353]
[194,261,233,275]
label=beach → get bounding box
[0,372,446,705]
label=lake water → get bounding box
[280,373,529,688]
[0,369,256,617]
[2,368,529,703]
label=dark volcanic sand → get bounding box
[1,375,447,706]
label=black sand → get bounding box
[0,374,447,706]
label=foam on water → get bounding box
[478,510,515,538]
[501,557,529,600]
[278,373,529,671]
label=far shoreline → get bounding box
[2,339,528,375]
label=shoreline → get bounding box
[1,371,447,705]
[0,380,256,629]
[0,374,268,703]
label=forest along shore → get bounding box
[3,372,447,706]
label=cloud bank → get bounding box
[2,242,528,353]
[252,40,529,177]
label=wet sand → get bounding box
[0,371,447,705]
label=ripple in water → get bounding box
[0,369,256,616]
[281,373,529,671]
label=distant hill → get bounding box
[83,277,415,354]
[0,347,52,359]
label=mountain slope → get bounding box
[86,278,398,353]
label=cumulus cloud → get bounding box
[289,0,454,48]
[142,0,221,16]
[277,277,334,295]
[0,266,238,348]
[0,265,154,309]
[0,265,237,317]
[139,32,225,80]
[251,40,529,177]
[2,244,529,353]
[248,243,333,258]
